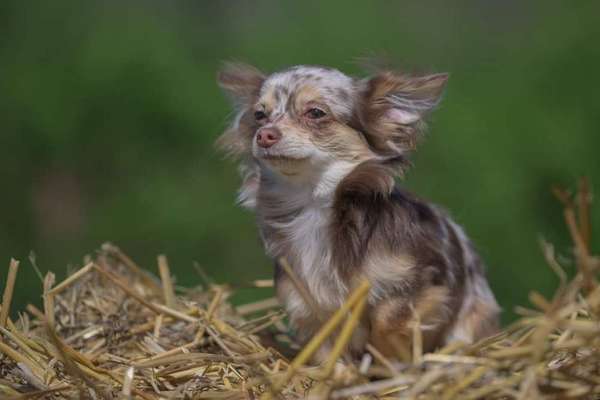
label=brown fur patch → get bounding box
[468,299,500,339]
[451,286,501,343]
[330,162,395,272]
[357,71,448,164]
[330,160,452,280]
[335,161,395,198]
[370,285,452,360]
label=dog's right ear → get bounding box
[216,62,264,160]
[217,62,265,106]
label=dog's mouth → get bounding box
[260,154,308,162]
[256,148,310,162]
[256,153,310,176]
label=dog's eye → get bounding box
[254,110,267,121]
[306,108,326,119]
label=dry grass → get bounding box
[1,178,599,399]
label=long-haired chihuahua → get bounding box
[217,63,500,361]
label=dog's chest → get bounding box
[274,205,348,312]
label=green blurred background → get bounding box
[1,1,598,324]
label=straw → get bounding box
[0,179,599,399]
[0,258,19,328]
[157,255,176,308]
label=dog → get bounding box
[217,62,500,361]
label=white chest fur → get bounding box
[292,204,348,305]
[259,160,361,316]
[267,202,349,316]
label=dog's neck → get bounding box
[256,159,361,212]
[254,159,362,310]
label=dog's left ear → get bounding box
[357,71,448,156]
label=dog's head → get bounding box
[217,63,447,196]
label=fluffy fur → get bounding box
[217,63,500,361]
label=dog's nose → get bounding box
[256,128,281,148]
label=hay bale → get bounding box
[1,180,599,399]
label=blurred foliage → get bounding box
[1,0,599,323]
